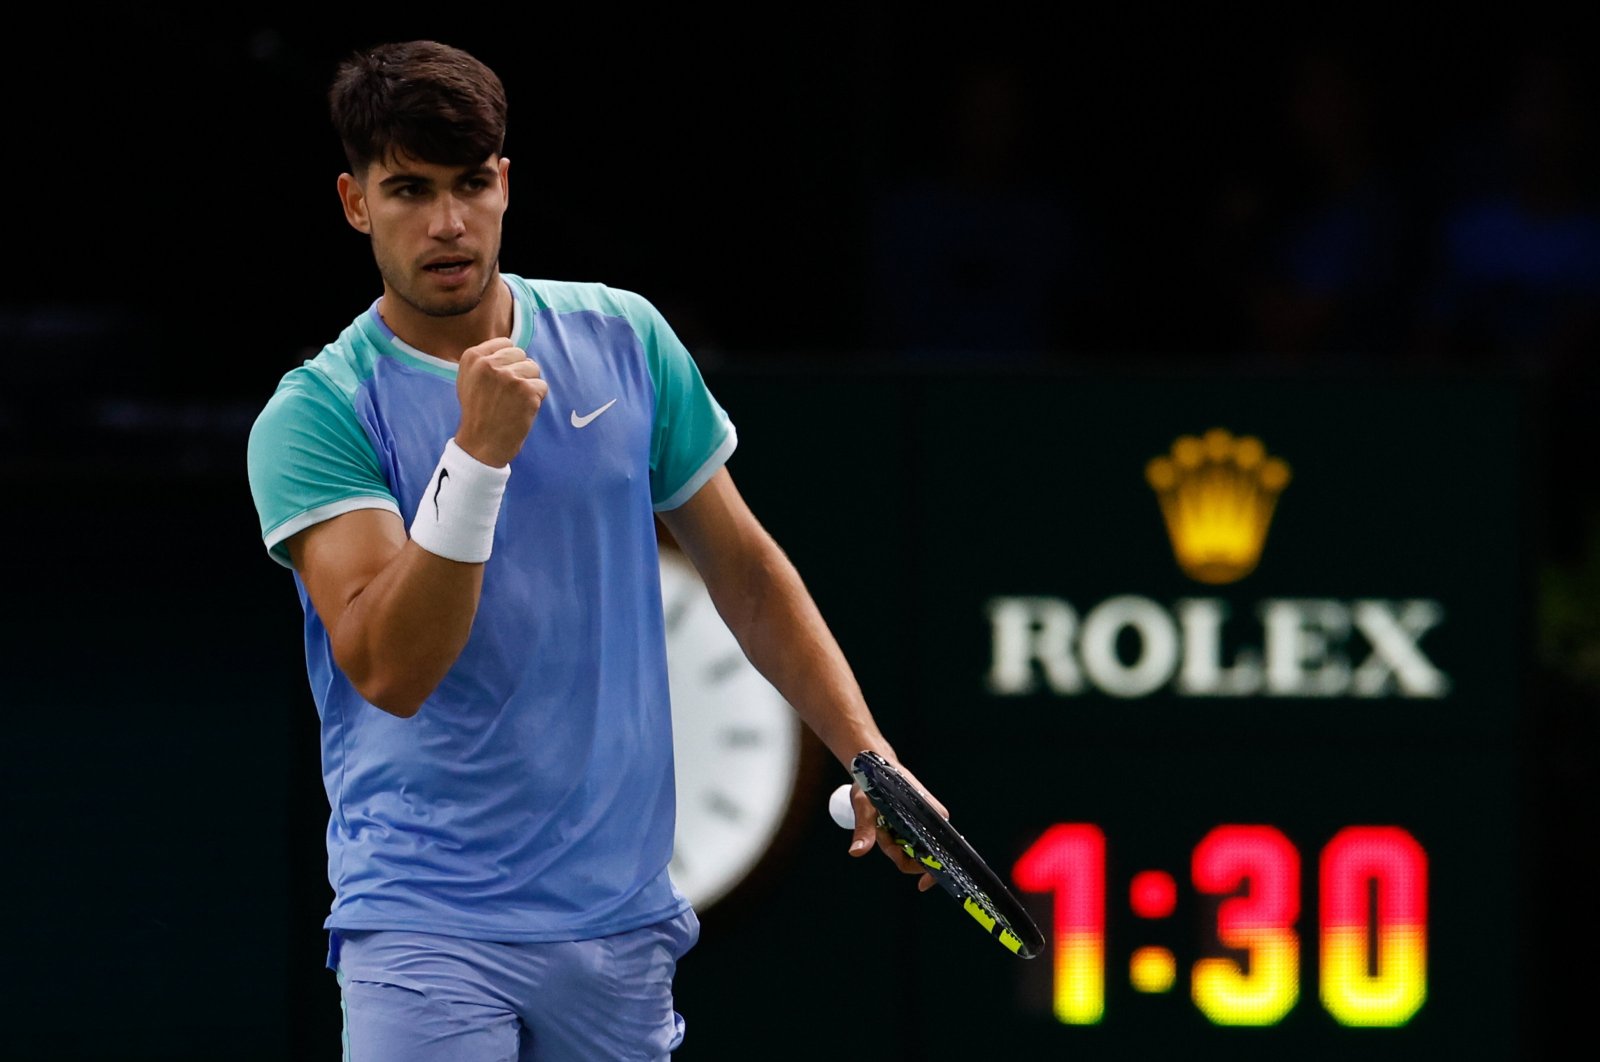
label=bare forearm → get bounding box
[661,468,896,769]
[321,541,484,716]
[291,505,483,713]
[713,544,893,770]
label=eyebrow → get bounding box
[376,163,497,191]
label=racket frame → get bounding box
[849,751,1044,959]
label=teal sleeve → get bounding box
[246,366,398,567]
[622,291,737,509]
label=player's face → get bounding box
[341,152,510,319]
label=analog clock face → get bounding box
[661,545,806,911]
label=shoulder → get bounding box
[254,316,389,415]
[249,324,392,458]
[252,353,345,434]
[505,275,697,379]
[506,274,662,324]
[252,360,328,434]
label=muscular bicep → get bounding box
[287,508,409,629]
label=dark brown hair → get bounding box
[328,40,507,175]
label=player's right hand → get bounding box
[453,336,548,467]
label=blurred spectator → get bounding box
[1412,45,1600,371]
[1197,45,1412,365]
[863,57,1091,362]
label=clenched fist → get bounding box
[453,337,548,467]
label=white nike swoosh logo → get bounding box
[570,399,618,428]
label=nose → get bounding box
[430,194,468,239]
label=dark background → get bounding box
[3,11,1596,1059]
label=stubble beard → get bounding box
[374,236,502,319]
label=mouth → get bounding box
[422,257,474,278]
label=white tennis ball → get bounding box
[828,784,855,829]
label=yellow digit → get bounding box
[1191,825,1301,1026]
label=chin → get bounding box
[413,281,487,319]
[426,295,482,318]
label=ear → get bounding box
[498,156,511,209]
[337,172,372,234]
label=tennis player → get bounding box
[245,38,938,1060]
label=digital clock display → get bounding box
[896,735,1518,1057]
[1015,822,1427,1028]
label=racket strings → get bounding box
[874,781,1011,928]
[852,751,1045,958]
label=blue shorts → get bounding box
[330,911,701,1061]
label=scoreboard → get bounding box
[675,366,1531,1060]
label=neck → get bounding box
[378,273,513,360]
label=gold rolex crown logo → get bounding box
[1145,428,1291,585]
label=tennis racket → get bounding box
[849,751,1045,959]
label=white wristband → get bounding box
[409,438,511,563]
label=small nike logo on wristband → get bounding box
[570,399,617,428]
[432,468,449,518]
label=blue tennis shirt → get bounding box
[246,275,735,942]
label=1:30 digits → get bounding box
[1013,823,1427,1028]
